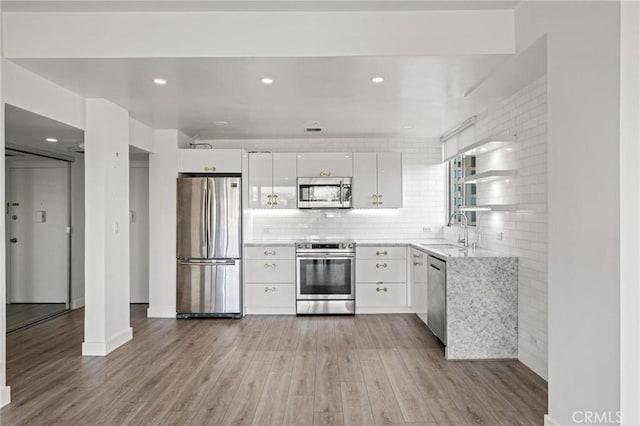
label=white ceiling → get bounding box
[3,0,520,12]
[14,55,510,139]
[5,104,85,155]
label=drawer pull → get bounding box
[376,263,388,268]
[413,262,423,266]
[267,201,272,206]
[264,286,277,292]
[377,194,383,198]
[413,254,422,258]
[376,287,388,292]
[264,250,276,256]
[376,251,388,256]
[273,201,278,206]
[204,166,217,172]
[319,171,331,177]
[272,194,278,198]
[267,194,272,198]
[264,263,277,268]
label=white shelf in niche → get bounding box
[461,135,516,156]
[463,170,517,184]
[459,204,518,212]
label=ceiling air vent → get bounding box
[305,127,322,133]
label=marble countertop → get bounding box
[245,239,516,259]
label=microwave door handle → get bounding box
[340,181,345,207]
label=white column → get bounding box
[82,98,132,356]
[0,0,11,407]
[147,130,179,318]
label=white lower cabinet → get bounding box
[411,248,429,325]
[244,245,296,314]
[356,245,409,313]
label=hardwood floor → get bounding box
[5,303,68,332]
[0,305,547,425]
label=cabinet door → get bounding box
[248,153,273,209]
[296,153,353,177]
[352,152,378,208]
[272,153,297,209]
[376,152,402,208]
[179,149,242,173]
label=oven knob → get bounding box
[305,243,311,249]
[297,243,303,249]
[341,243,346,249]
[348,243,354,248]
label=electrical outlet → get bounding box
[422,227,432,233]
[496,232,503,241]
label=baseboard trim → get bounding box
[147,306,177,318]
[82,327,133,356]
[544,414,559,426]
[245,307,295,315]
[1,385,11,407]
[71,297,85,310]
[356,307,413,314]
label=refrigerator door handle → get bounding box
[201,180,208,256]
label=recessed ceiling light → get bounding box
[45,138,58,143]
[505,179,511,183]
[261,77,274,85]
[480,147,487,152]
[153,78,167,85]
[371,76,385,84]
[403,125,413,130]
[505,147,513,152]
[213,121,229,126]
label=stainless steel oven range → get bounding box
[296,240,355,315]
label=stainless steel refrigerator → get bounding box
[176,177,242,318]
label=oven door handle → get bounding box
[296,253,355,259]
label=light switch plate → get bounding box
[496,232,503,241]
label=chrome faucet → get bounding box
[447,212,469,247]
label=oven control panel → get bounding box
[296,241,355,251]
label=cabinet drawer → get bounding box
[245,260,295,283]
[245,246,295,260]
[356,259,407,283]
[245,283,295,309]
[356,246,407,260]
[356,283,406,308]
[179,149,242,173]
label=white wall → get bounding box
[619,2,640,424]
[5,159,69,303]
[207,138,444,241]
[3,10,514,59]
[82,98,132,356]
[471,76,548,379]
[2,59,84,130]
[515,3,621,424]
[130,160,149,303]
[147,130,180,318]
[70,153,85,309]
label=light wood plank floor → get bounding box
[0,305,547,425]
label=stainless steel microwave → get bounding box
[297,177,352,209]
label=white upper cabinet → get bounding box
[296,153,353,177]
[249,153,297,209]
[178,149,242,173]
[353,152,402,208]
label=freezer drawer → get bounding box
[177,260,242,316]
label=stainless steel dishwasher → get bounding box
[427,255,446,345]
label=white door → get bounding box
[248,153,274,208]
[352,152,378,208]
[8,163,69,303]
[130,164,149,303]
[376,152,403,208]
[272,153,297,209]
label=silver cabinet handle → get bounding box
[319,171,331,177]
[376,263,388,268]
[376,251,388,256]
[204,166,217,172]
[376,287,388,292]
[264,286,276,292]
[264,250,276,256]
[264,263,277,268]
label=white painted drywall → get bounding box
[130,118,154,153]
[82,98,132,356]
[70,153,85,309]
[2,59,84,130]
[147,130,180,318]
[515,2,621,424]
[3,10,514,58]
[0,5,11,406]
[130,160,149,303]
[6,160,69,303]
[619,2,640,424]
